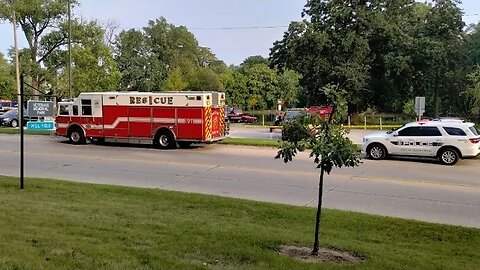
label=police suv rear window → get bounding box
[421,127,442,136]
[470,126,479,136]
[443,127,466,136]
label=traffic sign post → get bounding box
[415,97,426,120]
[18,74,58,189]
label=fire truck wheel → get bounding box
[154,130,176,149]
[68,127,86,145]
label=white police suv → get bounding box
[361,119,480,165]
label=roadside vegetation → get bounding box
[219,137,281,148]
[0,177,479,269]
[0,127,52,136]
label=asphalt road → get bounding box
[0,134,479,228]
[228,124,379,144]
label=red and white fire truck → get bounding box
[55,91,227,148]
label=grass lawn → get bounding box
[0,177,479,269]
[219,137,281,148]
[0,127,52,136]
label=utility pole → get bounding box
[11,2,20,99]
[11,1,24,189]
[68,0,72,99]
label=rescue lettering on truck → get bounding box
[55,91,227,149]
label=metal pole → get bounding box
[68,0,72,99]
[20,74,24,189]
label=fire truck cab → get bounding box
[55,91,227,149]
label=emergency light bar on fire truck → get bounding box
[55,91,227,149]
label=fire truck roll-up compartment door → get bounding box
[128,107,152,138]
[102,100,128,138]
[177,108,203,140]
[152,107,176,136]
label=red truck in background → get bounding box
[227,107,257,123]
[270,106,333,132]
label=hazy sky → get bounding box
[1,0,480,65]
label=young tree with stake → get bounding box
[276,84,361,256]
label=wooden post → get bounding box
[12,9,20,99]
[380,117,382,130]
[364,116,367,130]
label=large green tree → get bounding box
[0,52,15,100]
[270,0,470,117]
[44,19,121,98]
[270,0,376,110]
[114,17,227,92]
[223,58,302,110]
[187,68,224,91]
[0,0,76,95]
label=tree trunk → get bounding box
[311,165,325,256]
[434,73,440,118]
[31,76,41,99]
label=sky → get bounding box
[1,0,480,65]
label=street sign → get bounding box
[26,121,55,131]
[27,101,53,117]
[415,97,426,118]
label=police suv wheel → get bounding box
[439,148,459,166]
[368,144,387,160]
[10,119,18,128]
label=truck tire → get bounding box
[154,129,176,149]
[68,126,86,145]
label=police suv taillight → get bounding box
[469,138,480,144]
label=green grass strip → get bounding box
[219,137,281,147]
[0,177,478,269]
[0,127,53,135]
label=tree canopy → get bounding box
[270,0,474,118]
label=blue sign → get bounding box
[27,121,55,131]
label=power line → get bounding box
[189,25,288,30]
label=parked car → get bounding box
[227,107,257,123]
[0,109,41,128]
[241,114,257,123]
[362,118,480,165]
[227,107,244,122]
[0,100,18,114]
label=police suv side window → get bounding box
[398,127,421,136]
[81,99,92,116]
[443,127,466,136]
[421,127,442,136]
